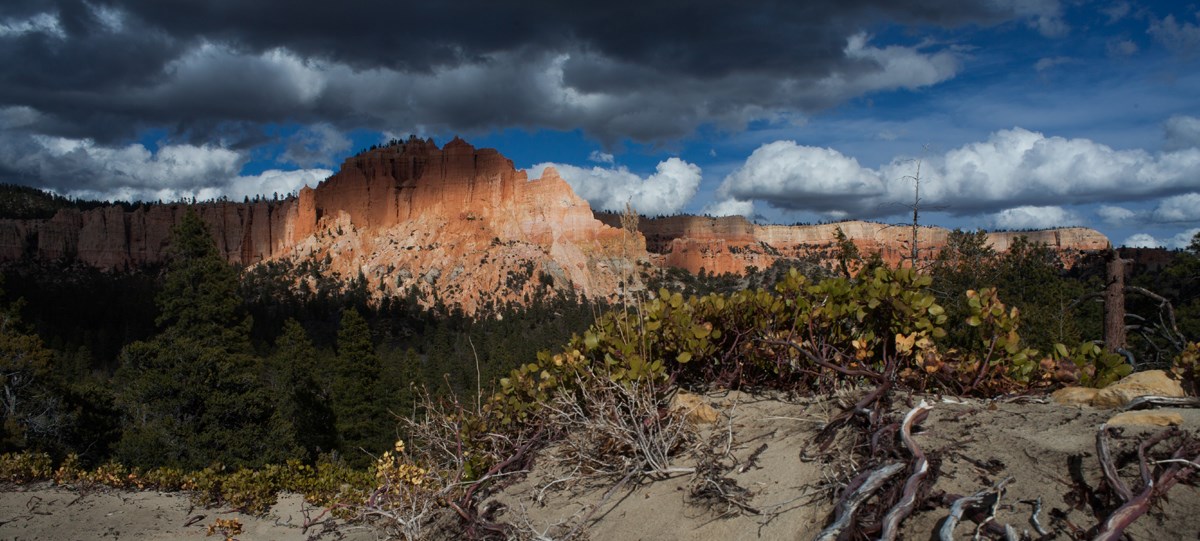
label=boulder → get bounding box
[671,391,719,424]
[1106,410,1184,427]
[1051,386,1100,406]
[1092,370,1186,409]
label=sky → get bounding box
[1,1,1198,249]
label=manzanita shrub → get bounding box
[491,267,1091,426]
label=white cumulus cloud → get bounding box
[703,198,756,218]
[716,126,1200,220]
[588,151,615,164]
[717,140,885,215]
[1034,56,1072,72]
[529,158,702,216]
[0,129,329,203]
[1122,228,1200,250]
[990,206,1083,230]
[1122,233,1161,248]
[1148,193,1200,222]
[227,169,332,201]
[1097,205,1136,225]
[1169,228,1200,250]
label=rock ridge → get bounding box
[0,138,1111,311]
[595,213,1110,275]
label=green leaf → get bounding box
[677,351,693,363]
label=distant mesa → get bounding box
[0,137,1110,312]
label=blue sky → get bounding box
[1,1,1198,248]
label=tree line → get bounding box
[3,211,1198,471]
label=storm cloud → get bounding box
[0,0,1061,148]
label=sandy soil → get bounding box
[3,391,1198,540]
[0,486,378,541]
[485,391,1200,540]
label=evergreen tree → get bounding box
[156,210,249,346]
[381,347,422,420]
[265,319,336,461]
[331,308,388,465]
[114,210,277,469]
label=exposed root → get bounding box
[879,400,933,541]
[1089,426,1200,541]
[812,462,905,541]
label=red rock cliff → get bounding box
[598,214,1110,275]
[0,138,643,313]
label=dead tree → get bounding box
[1072,249,1186,367]
[1104,249,1129,354]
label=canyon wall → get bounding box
[0,138,1111,311]
[0,138,642,312]
[598,214,1111,275]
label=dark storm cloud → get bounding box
[0,0,1069,205]
[0,0,1062,144]
[102,0,1048,75]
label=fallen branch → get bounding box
[1092,428,1199,541]
[812,462,905,541]
[1020,497,1049,536]
[939,477,1011,541]
[1095,424,1132,503]
[879,400,933,541]
[1124,396,1200,410]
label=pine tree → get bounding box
[331,308,388,465]
[266,319,336,461]
[114,209,276,469]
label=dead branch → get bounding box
[812,462,905,541]
[1124,395,1200,410]
[761,338,883,381]
[1095,424,1132,503]
[939,476,1012,541]
[879,400,933,541]
[1020,497,1049,536]
[1124,285,1186,349]
[1091,428,1200,541]
[939,490,987,541]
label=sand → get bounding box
[484,391,1200,540]
[0,486,378,541]
[3,391,1199,540]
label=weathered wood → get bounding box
[812,462,905,541]
[880,401,933,541]
[1104,250,1129,354]
[1125,396,1200,410]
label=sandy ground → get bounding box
[0,486,378,541]
[3,391,1199,540]
[486,391,1200,540]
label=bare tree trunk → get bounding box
[910,159,921,267]
[1104,250,1128,353]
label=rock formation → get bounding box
[597,214,1110,275]
[0,138,644,313]
[0,137,1111,312]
